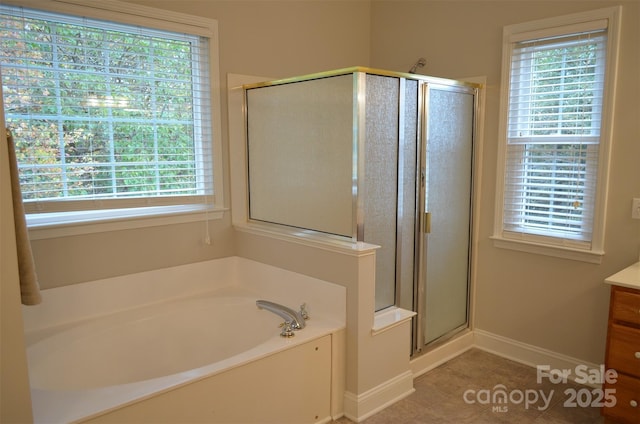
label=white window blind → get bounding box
[503,30,607,246]
[0,4,214,214]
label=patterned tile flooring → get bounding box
[333,348,606,423]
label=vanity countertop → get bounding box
[605,261,640,290]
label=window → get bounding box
[493,7,621,263]
[0,0,223,234]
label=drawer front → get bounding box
[612,287,640,326]
[603,373,640,424]
[608,324,640,377]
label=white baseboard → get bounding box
[410,330,475,378]
[343,371,414,422]
[341,329,604,422]
[473,329,603,388]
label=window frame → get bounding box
[492,6,622,263]
[1,0,225,239]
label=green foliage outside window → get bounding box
[1,11,202,201]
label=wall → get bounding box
[370,0,640,365]
[26,0,372,288]
[1,87,33,423]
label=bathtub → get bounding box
[22,256,346,423]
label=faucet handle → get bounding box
[299,303,310,320]
[280,321,295,338]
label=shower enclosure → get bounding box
[244,67,478,354]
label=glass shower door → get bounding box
[417,84,475,348]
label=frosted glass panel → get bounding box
[398,79,419,312]
[423,87,474,344]
[246,75,354,237]
[362,75,399,310]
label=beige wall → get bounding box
[28,0,372,288]
[371,0,640,364]
[1,91,33,423]
[11,0,640,375]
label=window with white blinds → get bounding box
[495,7,621,261]
[504,31,605,244]
[0,3,217,216]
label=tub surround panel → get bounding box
[84,336,333,424]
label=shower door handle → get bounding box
[424,212,432,233]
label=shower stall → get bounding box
[244,67,478,354]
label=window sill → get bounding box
[491,235,604,264]
[27,205,227,240]
[233,222,380,257]
[371,306,416,336]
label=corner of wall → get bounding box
[1,113,34,423]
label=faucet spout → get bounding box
[256,300,306,330]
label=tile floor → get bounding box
[333,348,606,423]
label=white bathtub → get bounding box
[22,256,346,423]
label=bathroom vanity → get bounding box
[603,262,640,424]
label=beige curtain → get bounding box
[5,128,41,305]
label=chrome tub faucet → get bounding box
[256,300,308,337]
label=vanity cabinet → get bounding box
[603,284,640,423]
